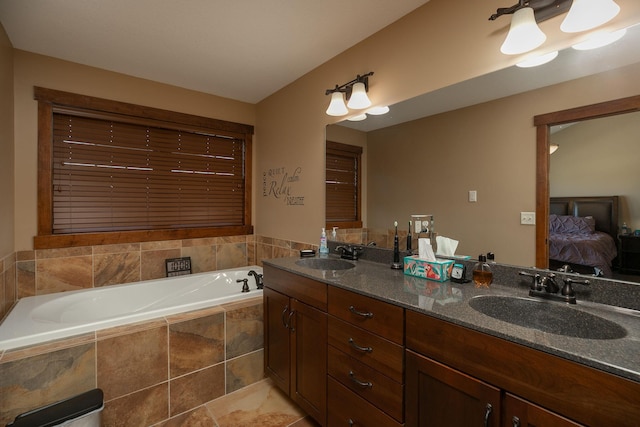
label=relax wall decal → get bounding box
[263,166,304,206]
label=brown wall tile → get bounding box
[102,382,169,427]
[169,312,225,378]
[140,249,181,280]
[180,245,215,273]
[97,325,168,400]
[16,260,35,299]
[226,350,265,394]
[94,251,141,287]
[226,301,263,359]
[216,243,247,270]
[170,363,224,416]
[0,344,96,425]
[36,255,93,294]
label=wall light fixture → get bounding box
[490,0,621,57]
[325,72,374,117]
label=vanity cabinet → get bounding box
[405,349,501,427]
[263,266,327,426]
[406,310,639,426]
[327,286,405,426]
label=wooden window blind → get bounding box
[326,141,362,228]
[35,87,253,249]
[52,113,245,234]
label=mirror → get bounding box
[327,23,640,283]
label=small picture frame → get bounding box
[165,257,192,277]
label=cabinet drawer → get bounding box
[328,316,403,382]
[328,377,402,427]
[328,286,404,344]
[328,345,403,422]
[264,265,327,310]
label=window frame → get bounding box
[34,87,253,249]
[325,140,363,229]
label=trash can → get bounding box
[6,389,103,427]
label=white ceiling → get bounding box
[0,0,429,103]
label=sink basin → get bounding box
[468,295,627,340]
[295,258,356,271]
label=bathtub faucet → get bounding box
[248,270,264,290]
[236,278,250,293]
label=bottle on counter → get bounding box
[472,254,493,288]
[320,228,329,255]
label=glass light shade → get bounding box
[500,7,547,55]
[347,113,368,122]
[560,0,620,33]
[572,28,626,50]
[326,91,348,116]
[550,143,559,154]
[516,50,558,68]
[347,82,372,109]
[367,105,390,115]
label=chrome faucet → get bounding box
[519,271,587,304]
[335,245,363,260]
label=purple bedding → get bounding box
[548,214,617,276]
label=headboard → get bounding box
[549,196,619,241]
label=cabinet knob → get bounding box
[512,416,521,427]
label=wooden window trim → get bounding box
[326,141,362,229]
[34,87,254,249]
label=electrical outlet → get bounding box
[520,212,536,225]
[468,190,477,202]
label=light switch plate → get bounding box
[468,190,477,202]
[520,212,536,225]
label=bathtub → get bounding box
[0,265,263,351]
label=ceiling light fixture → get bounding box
[325,72,374,117]
[561,0,620,33]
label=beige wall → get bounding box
[254,0,640,251]
[0,23,14,258]
[12,50,256,250]
[551,110,640,230]
[363,63,640,266]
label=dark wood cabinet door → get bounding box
[406,349,501,427]
[291,299,327,426]
[502,393,584,427]
[264,287,291,395]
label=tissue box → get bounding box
[403,256,454,282]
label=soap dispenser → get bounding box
[319,228,329,255]
[472,254,493,288]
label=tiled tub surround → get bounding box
[0,296,264,426]
[0,234,316,321]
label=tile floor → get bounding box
[156,378,319,427]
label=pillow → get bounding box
[549,214,596,234]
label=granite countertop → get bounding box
[263,255,640,383]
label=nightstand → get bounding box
[618,234,640,274]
